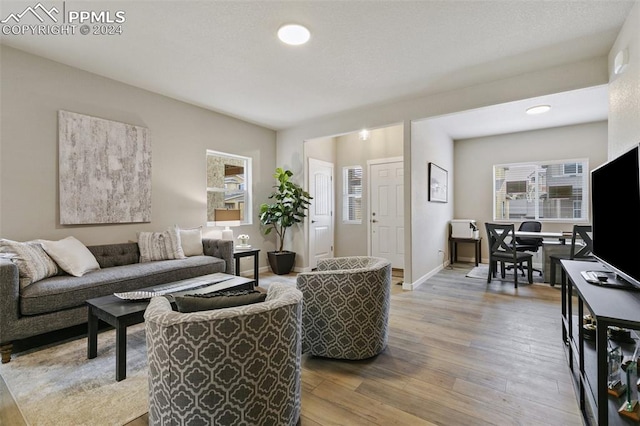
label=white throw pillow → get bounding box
[179,226,204,257]
[0,239,59,288]
[41,236,100,277]
[137,226,186,262]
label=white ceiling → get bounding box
[428,84,609,140]
[0,1,634,133]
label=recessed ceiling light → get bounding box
[277,24,310,46]
[526,105,551,115]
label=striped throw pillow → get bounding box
[0,239,59,288]
[137,226,186,263]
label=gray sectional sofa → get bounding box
[0,238,234,363]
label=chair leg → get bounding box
[514,263,518,288]
[500,263,506,278]
[527,260,533,284]
[487,261,492,283]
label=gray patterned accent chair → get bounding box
[144,283,303,426]
[297,256,392,360]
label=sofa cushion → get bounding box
[20,255,226,315]
[41,237,101,277]
[138,226,186,262]
[0,239,58,288]
[179,227,204,257]
[174,289,266,313]
[88,243,140,268]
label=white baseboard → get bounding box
[402,261,448,290]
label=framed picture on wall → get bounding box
[428,162,448,203]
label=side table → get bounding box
[234,248,261,286]
[449,237,482,266]
[87,296,146,382]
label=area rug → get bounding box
[0,324,148,426]
[466,263,546,284]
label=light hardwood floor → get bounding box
[1,265,582,426]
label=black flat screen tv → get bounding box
[591,143,640,290]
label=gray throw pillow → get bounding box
[174,289,266,313]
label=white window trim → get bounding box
[206,149,252,226]
[342,165,362,224]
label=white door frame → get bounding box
[367,156,404,260]
[307,158,335,270]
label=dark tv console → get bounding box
[561,259,640,425]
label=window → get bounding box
[562,162,583,175]
[493,158,588,222]
[206,150,252,224]
[343,166,362,223]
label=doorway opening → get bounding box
[304,123,404,272]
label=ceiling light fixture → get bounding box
[359,129,370,141]
[277,24,310,46]
[526,105,551,115]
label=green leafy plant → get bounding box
[259,168,312,252]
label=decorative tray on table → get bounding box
[113,291,156,301]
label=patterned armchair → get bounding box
[296,256,392,360]
[144,283,303,426]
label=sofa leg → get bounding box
[1,343,12,363]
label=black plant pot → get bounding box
[267,251,296,275]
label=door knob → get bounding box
[372,219,378,223]
[311,220,316,223]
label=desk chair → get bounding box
[549,225,595,286]
[485,223,533,288]
[507,221,544,277]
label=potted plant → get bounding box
[259,168,312,274]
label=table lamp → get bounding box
[214,209,241,241]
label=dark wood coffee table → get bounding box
[86,273,254,381]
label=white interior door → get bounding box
[370,160,404,269]
[308,158,334,269]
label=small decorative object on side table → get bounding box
[237,234,251,249]
[618,357,639,421]
[608,346,626,397]
[618,341,640,421]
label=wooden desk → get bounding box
[514,230,568,244]
[449,237,481,266]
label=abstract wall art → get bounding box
[58,110,151,224]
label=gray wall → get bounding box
[0,46,277,270]
[410,121,454,285]
[453,121,608,261]
[304,136,336,165]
